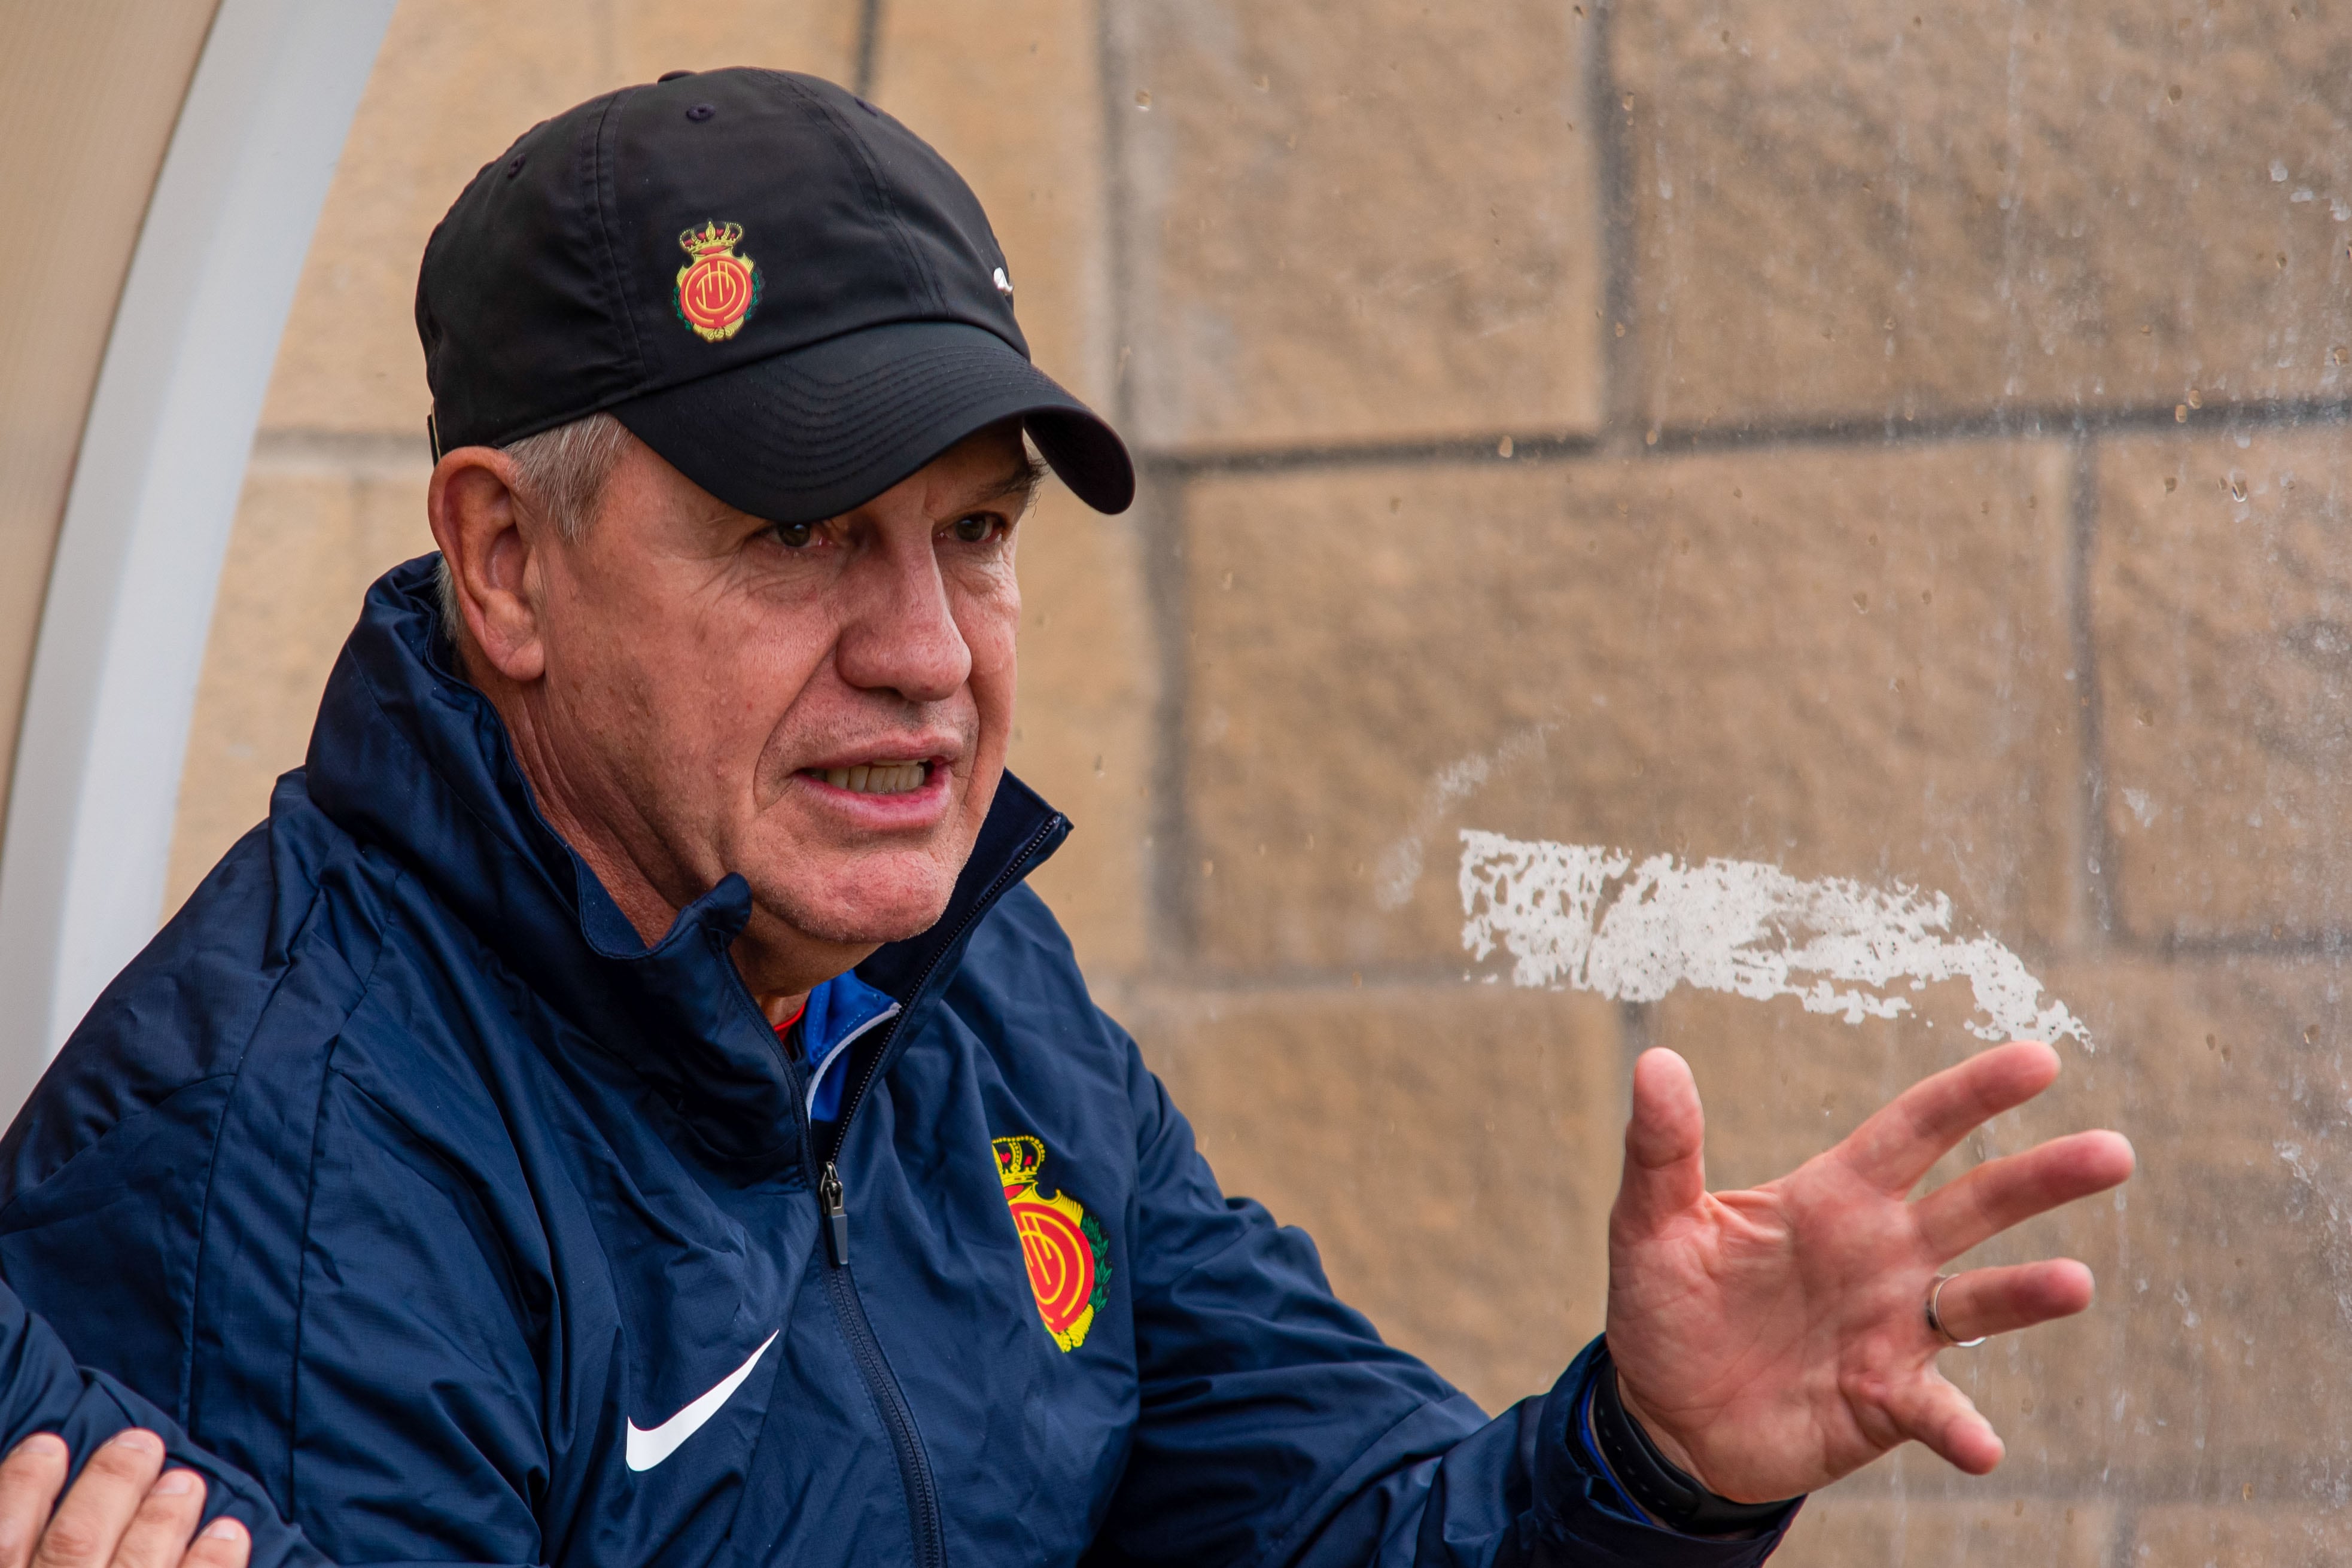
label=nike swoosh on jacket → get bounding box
[625,1333,777,1472]
[0,556,1790,1568]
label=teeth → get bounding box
[819,761,927,796]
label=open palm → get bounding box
[1602,1040,2135,1505]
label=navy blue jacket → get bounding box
[0,559,1787,1568]
[0,1283,327,1565]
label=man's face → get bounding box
[516,424,1030,971]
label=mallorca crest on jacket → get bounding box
[673,220,761,342]
[993,1135,1110,1351]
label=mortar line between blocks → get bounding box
[2068,426,2119,951]
[1129,397,2352,479]
[1137,477,1197,974]
[1587,0,1646,453]
[1094,2,1195,975]
[851,0,885,99]
[1094,0,1137,438]
[1618,998,1653,1116]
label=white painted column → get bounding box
[0,0,395,1111]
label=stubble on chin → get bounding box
[739,845,963,951]
[735,793,978,945]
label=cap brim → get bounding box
[608,319,1134,523]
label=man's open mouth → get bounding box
[807,760,929,796]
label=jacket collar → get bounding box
[303,556,1067,1162]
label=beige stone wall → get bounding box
[0,0,220,827]
[174,0,2352,1558]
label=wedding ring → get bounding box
[1925,1273,1986,1348]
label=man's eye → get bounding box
[771,520,817,549]
[951,514,1001,544]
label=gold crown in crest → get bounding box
[678,220,745,258]
[992,1135,1046,1185]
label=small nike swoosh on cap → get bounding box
[625,1330,780,1472]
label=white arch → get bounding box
[0,0,394,1111]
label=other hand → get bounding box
[1603,1040,2134,1504]
[0,1430,249,1568]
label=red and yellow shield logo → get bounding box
[993,1135,1110,1351]
[673,220,761,342]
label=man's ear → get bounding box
[427,447,548,683]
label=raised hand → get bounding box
[1602,1040,2134,1505]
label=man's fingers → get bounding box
[179,1520,247,1568]
[1927,1259,2097,1343]
[1884,1372,2005,1475]
[107,1472,205,1568]
[1612,1048,1708,1238]
[1914,1131,2135,1259]
[0,1436,69,1568]
[32,1431,164,1568]
[1837,1040,2061,1195]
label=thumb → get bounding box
[1614,1047,1708,1239]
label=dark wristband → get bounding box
[1589,1347,1799,1534]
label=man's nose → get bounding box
[833,544,972,704]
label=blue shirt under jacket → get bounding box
[0,558,1788,1568]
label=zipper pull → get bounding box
[820,1161,850,1268]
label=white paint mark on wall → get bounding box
[1372,726,1553,911]
[1458,830,2091,1048]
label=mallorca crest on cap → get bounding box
[673,220,761,342]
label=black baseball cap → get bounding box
[416,68,1133,522]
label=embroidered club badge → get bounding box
[993,1135,1110,1351]
[673,220,761,342]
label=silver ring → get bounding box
[1925,1273,1986,1348]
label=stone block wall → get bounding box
[172,1,2352,1559]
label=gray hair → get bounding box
[434,412,632,643]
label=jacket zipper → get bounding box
[817,1158,942,1568]
[819,1161,850,1266]
[801,813,1064,1568]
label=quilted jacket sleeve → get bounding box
[219,1068,555,1568]
[0,1280,330,1568]
[0,1061,552,1568]
[1085,1026,1794,1568]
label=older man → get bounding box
[0,68,2128,1567]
